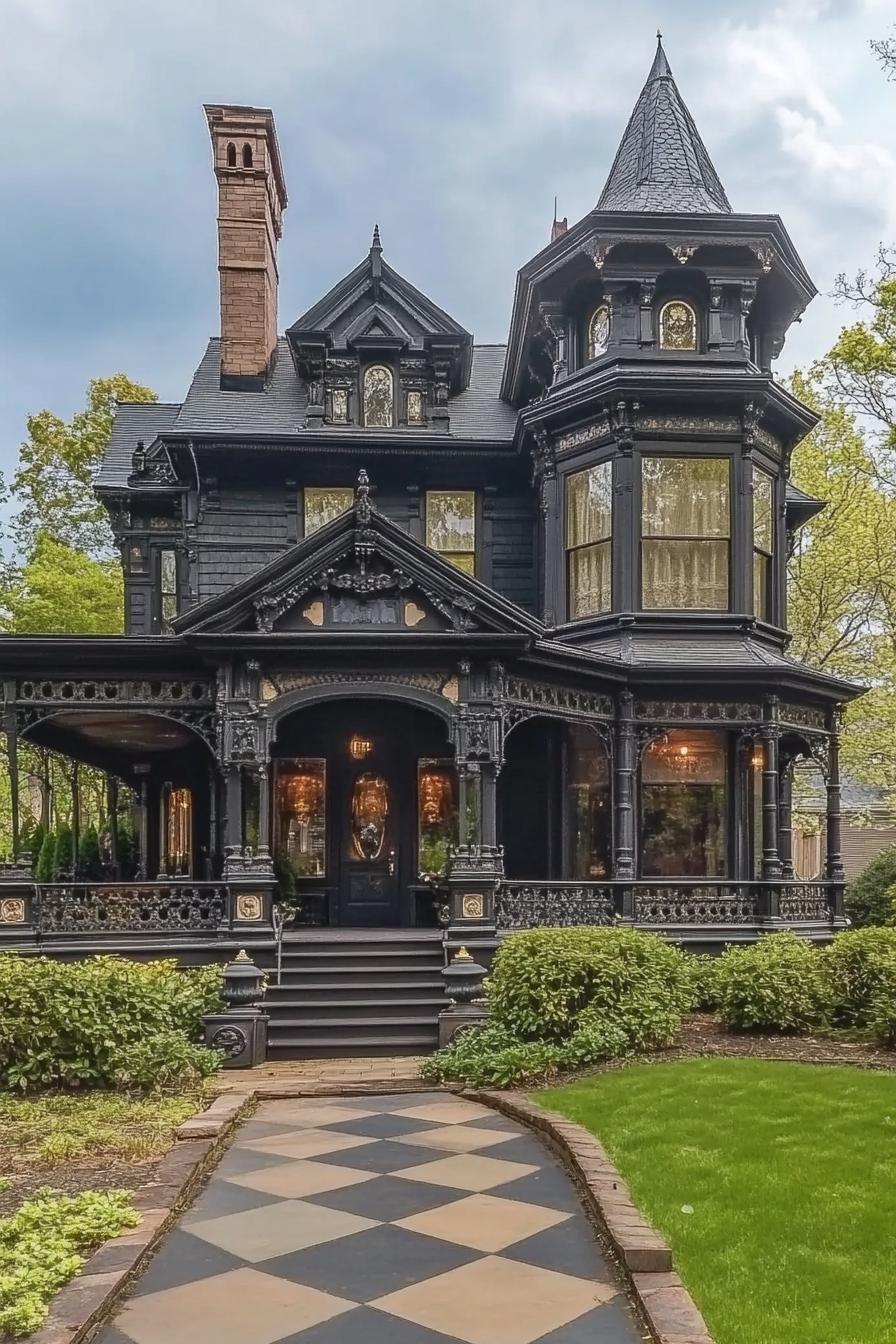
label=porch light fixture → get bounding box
[349,734,373,760]
[654,739,700,776]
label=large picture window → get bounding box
[275,759,327,878]
[566,726,611,879]
[566,462,612,619]
[641,456,730,609]
[304,487,353,537]
[641,730,727,877]
[426,491,476,574]
[753,465,775,621]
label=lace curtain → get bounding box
[566,464,612,617]
[642,457,729,609]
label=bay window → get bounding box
[753,465,775,621]
[641,730,727,877]
[641,456,730,609]
[566,462,612,619]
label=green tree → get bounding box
[0,531,123,634]
[78,823,101,879]
[7,375,156,559]
[53,823,74,880]
[35,830,55,883]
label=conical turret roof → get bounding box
[597,36,730,213]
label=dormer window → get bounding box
[587,305,610,360]
[659,300,697,350]
[406,389,426,426]
[363,365,394,427]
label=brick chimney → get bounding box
[204,104,288,389]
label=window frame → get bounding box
[657,298,699,351]
[639,729,729,878]
[425,490,477,575]
[361,363,396,429]
[302,486,354,538]
[639,452,732,612]
[564,461,613,621]
[586,304,610,361]
[157,548,179,633]
[752,463,776,623]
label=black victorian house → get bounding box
[0,41,859,1054]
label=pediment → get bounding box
[173,479,543,640]
[344,303,413,346]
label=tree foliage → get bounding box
[0,532,123,635]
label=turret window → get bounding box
[587,305,610,360]
[566,463,612,619]
[659,300,697,350]
[641,456,730,609]
[363,365,394,427]
[753,465,775,621]
[426,491,476,574]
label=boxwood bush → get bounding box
[714,932,831,1032]
[422,927,693,1087]
[0,955,224,1090]
[821,927,896,1027]
[845,847,896,927]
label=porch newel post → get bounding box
[613,691,636,880]
[825,709,844,888]
[779,757,794,880]
[760,695,782,882]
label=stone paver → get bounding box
[97,1093,641,1344]
[214,1057,425,1094]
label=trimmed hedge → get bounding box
[0,955,223,1090]
[422,927,693,1087]
[821,927,896,1026]
[845,847,896,927]
[714,932,831,1032]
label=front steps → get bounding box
[256,929,446,1058]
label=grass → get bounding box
[0,1089,204,1165]
[539,1058,896,1344]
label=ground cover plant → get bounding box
[540,1058,896,1344]
[422,927,694,1086]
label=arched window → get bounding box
[226,142,237,167]
[659,300,697,350]
[242,143,253,168]
[363,365,394,427]
[587,304,610,360]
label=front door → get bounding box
[339,762,400,926]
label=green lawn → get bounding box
[539,1059,896,1344]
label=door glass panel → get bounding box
[351,772,390,860]
[276,760,326,876]
[418,760,458,877]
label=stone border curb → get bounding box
[27,1093,254,1344]
[467,1089,715,1344]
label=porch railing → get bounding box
[34,882,229,936]
[495,879,840,931]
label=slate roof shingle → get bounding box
[95,402,182,490]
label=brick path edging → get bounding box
[466,1089,715,1344]
[26,1094,253,1344]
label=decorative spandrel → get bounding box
[587,305,610,359]
[659,300,697,350]
[363,365,394,427]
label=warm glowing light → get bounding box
[349,735,373,760]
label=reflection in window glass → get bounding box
[330,388,349,423]
[566,726,611,878]
[275,760,326,877]
[641,730,727,877]
[753,466,774,621]
[165,787,192,875]
[566,463,612,618]
[641,457,730,609]
[363,365,394,427]
[426,491,476,574]
[160,550,178,630]
[304,488,353,536]
[418,759,458,876]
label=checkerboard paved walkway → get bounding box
[98,1093,641,1344]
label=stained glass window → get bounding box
[641,730,726,877]
[329,388,349,423]
[659,300,697,350]
[753,465,774,622]
[275,759,326,878]
[566,463,612,618]
[587,305,610,360]
[641,456,730,609]
[418,759,458,876]
[304,487,353,536]
[426,491,476,574]
[406,389,426,425]
[363,364,394,427]
[159,550,178,630]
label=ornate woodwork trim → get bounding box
[635,700,762,723]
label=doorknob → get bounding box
[388,848,396,876]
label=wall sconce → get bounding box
[349,735,373,760]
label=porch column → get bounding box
[207,763,219,878]
[134,766,150,880]
[71,762,80,876]
[157,782,171,878]
[108,775,119,874]
[256,763,272,862]
[613,691,636,879]
[457,765,482,848]
[4,713,20,860]
[481,764,497,849]
[223,765,243,854]
[779,757,794,879]
[825,713,845,883]
[760,698,782,880]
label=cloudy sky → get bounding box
[1,0,894,476]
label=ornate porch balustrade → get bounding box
[495,878,841,931]
[35,883,229,935]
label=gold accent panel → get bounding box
[303,600,324,626]
[659,300,697,350]
[404,601,426,627]
[441,676,459,703]
[462,895,484,919]
[236,894,263,921]
[0,898,25,924]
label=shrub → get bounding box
[868,973,896,1047]
[821,927,896,1026]
[77,823,101,879]
[52,823,73,880]
[34,831,55,883]
[686,954,722,1011]
[0,1187,138,1336]
[110,1032,223,1090]
[715,932,831,1032]
[422,927,693,1087]
[0,955,224,1090]
[845,847,896,927]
